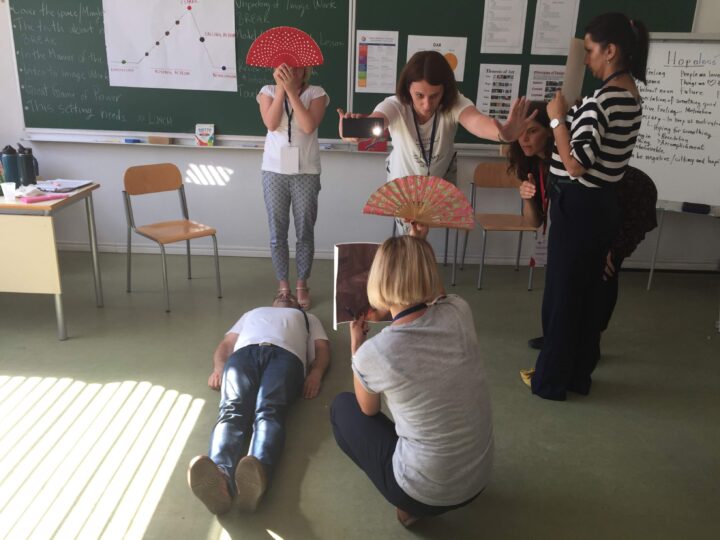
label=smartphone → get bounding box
[342,117,385,138]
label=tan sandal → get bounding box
[520,368,535,388]
[295,287,311,310]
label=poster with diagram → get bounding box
[103,0,237,91]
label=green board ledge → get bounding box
[22,129,505,158]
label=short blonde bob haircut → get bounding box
[367,236,442,311]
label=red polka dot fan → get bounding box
[246,26,324,67]
[363,176,475,230]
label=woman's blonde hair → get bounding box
[367,236,442,311]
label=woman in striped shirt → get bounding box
[521,12,649,401]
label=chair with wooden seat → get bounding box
[460,161,538,290]
[123,163,222,311]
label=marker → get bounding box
[123,138,144,143]
[320,144,334,150]
[239,143,260,148]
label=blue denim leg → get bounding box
[249,345,304,478]
[208,346,262,486]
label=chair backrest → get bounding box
[124,163,182,195]
[473,162,521,189]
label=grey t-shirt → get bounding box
[352,295,494,506]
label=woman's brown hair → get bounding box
[396,51,458,112]
[506,101,552,181]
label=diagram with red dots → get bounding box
[102,0,237,92]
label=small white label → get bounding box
[280,146,300,174]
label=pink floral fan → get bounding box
[246,26,324,67]
[363,176,475,230]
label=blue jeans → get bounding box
[209,344,304,491]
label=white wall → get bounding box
[1,1,718,270]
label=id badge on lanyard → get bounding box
[281,99,300,174]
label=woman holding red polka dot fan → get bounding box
[248,27,329,310]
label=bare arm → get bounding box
[353,373,381,415]
[349,315,381,415]
[459,96,536,143]
[259,86,286,132]
[547,91,586,178]
[285,90,327,134]
[303,339,330,399]
[519,172,543,228]
[208,333,238,390]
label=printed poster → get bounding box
[407,35,468,81]
[103,0,237,92]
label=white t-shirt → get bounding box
[352,295,494,506]
[228,307,328,370]
[374,94,474,183]
[257,85,329,175]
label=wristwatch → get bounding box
[550,118,562,129]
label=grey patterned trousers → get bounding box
[262,171,321,281]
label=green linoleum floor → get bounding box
[1,252,718,539]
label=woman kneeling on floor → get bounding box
[330,234,494,527]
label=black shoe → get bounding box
[527,336,544,350]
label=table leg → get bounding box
[647,207,665,291]
[85,194,104,307]
[55,294,67,340]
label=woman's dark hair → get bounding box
[507,101,552,181]
[585,12,649,84]
[396,51,458,111]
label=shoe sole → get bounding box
[188,456,232,515]
[235,456,267,512]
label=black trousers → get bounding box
[532,179,620,401]
[330,392,480,517]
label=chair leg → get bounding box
[515,231,524,271]
[443,228,449,266]
[528,265,534,291]
[186,239,192,279]
[212,235,222,299]
[126,227,132,292]
[477,230,487,290]
[451,229,459,286]
[160,244,170,312]
[460,229,470,270]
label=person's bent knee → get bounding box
[330,392,359,423]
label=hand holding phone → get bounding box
[340,116,385,139]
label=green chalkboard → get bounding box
[354,0,697,144]
[10,0,349,139]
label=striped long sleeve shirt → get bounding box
[550,86,642,188]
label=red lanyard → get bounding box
[538,166,549,233]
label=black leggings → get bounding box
[330,392,480,517]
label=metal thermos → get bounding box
[17,144,38,185]
[1,145,19,186]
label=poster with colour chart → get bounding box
[476,64,521,121]
[355,30,399,94]
[103,0,237,92]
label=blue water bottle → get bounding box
[1,145,19,187]
[17,144,38,185]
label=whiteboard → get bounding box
[631,34,720,206]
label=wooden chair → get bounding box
[459,162,538,290]
[123,163,222,312]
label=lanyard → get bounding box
[601,69,629,87]
[412,110,438,175]
[392,303,427,322]
[538,165,549,233]
[283,98,294,144]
